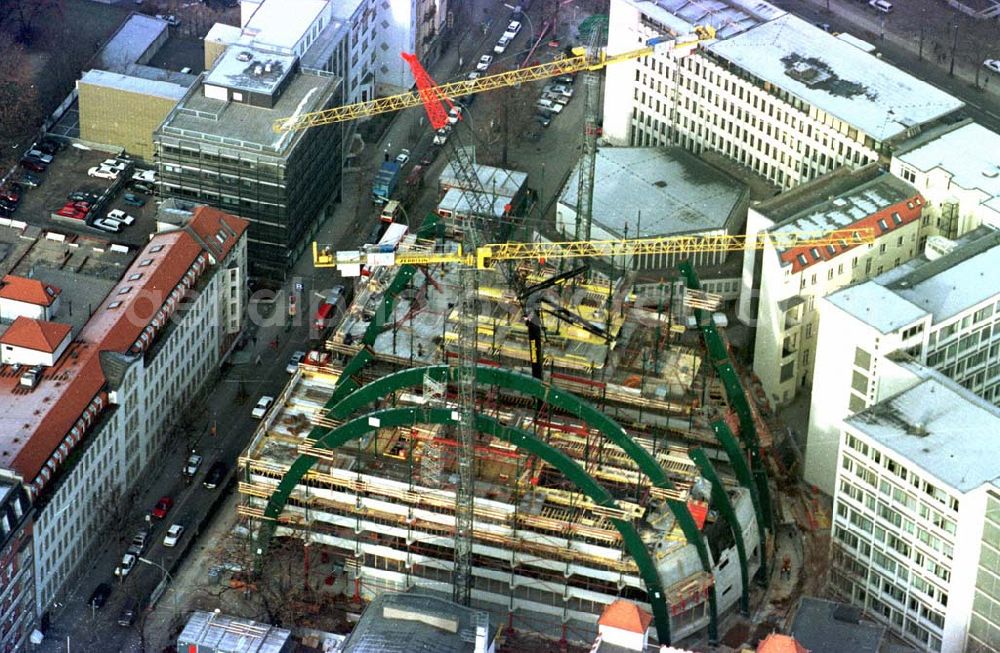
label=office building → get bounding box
[807,227,1000,493]
[0,482,33,653]
[602,1,963,189]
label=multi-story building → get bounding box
[155,46,342,278]
[967,488,1000,652]
[807,227,1000,493]
[830,370,1000,653]
[0,207,248,619]
[0,481,32,653]
[602,1,964,189]
[743,169,925,407]
[890,120,1000,239]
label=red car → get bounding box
[151,496,173,519]
[20,159,46,173]
[55,207,87,220]
[0,187,20,203]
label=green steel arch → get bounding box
[258,406,675,643]
[322,364,718,640]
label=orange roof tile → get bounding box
[758,633,809,653]
[0,317,71,353]
[0,275,61,306]
[598,599,653,634]
[186,205,249,261]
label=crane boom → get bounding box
[314,227,876,271]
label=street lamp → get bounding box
[138,557,178,622]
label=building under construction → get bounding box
[238,217,771,646]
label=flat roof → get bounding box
[203,47,297,96]
[80,69,190,101]
[160,67,340,154]
[630,0,784,39]
[93,13,168,73]
[707,14,964,141]
[791,598,884,653]
[846,373,1000,492]
[440,161,527,198]
[178,611,291,653]
[343,591,491,653]
[437,188,511,218]
[242,0,327,50]
[824,282,926,334]
[560,147,745,238]
[895,122,1000,216]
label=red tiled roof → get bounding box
[598,599,653,634]
[780,193,925,274]
[186,205,249,261]
[758,633,810,653]
[0,317,71,353]
[0,275,61,306]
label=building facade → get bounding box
[0,208,248,621]
[806,228,1000,493]
[155,48,342,278]
[0,482,32,653]
[602,2,963,190]
[744,171,925,407]
[966,488,1000,652]
[830,373,999,653]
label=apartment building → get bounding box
[967,488,1000,652]
[743,170,925,407]
[0,208,248,619]
[0,482,32,653]
[155,46,342,278]
[807,227,1000,493]
[890,120,1000,239]
[603,1,963,189]
[830,371,1000,653]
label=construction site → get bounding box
[234,26,846,651]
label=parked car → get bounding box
[556,74,575,85]
[984,59,1000,74]
[72,201,92,212]
[35,140,62,155]
[286,350,306,374]
[129,181,154,195]
[132,169,156,183]
[19,173,41,187]
[466,71,481,81]
[156,14,181,26]
[535,113,552,127]
[503,21,522,40]
[494,36,511,54]
[395,148,411,165]
[21,159,46,173]
[88,167,118,180]
[117,599,137,627]
[106,209,136,225]
[0,206,12,218]
[184,452,203,477]
[68,191,98,202]
[122,192,146,207]
[151,496,174,519]
[55,207,87,221]
[25,150,54,165]
[251,395,275,419]
[476,55,493,71]
[87,583,112,609]
[203,461,228,489]
[447,106,463,124]
[433,126,451,145]
[114,553,137,577]
[163,524,185,547]
[126,530,148,556]
[0,199,17,213]
[548,84,573,98]
[0,187,19,203]
[93,218,122,233]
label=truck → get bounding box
[372,161,402,205]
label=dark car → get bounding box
[35,139,64,155]
[203,461,228,489]
[0,187,19,203]
[20,159,45,173]
[87,583,112,609]
[123,192,146,207]
[68,191,99,202]
[129,181,154,195]
[0,206,13,219]
[18,173,40,187]
[117,599,137,627]
[0,199,17,212]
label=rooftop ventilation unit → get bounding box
[236,51,253,62]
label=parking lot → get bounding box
[5,146,160,247]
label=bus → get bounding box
[361,223,409,277]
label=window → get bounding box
[128,273,143,281]
[150,245,165,253]
[852,370,869,394]
[108,301,122,309]
[855,347,872,370]
[117,286,132,295]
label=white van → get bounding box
[869,0,892,12]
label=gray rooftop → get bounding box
[826,227,1000,331]
[895,122,1000,216]
[707,14,964,141]
[846,373,1000,493]
[791,597,884,653]
[177,611,292,653]
[342,591,492,653]
[93,13,168,73]
[437,188,512,219]
[440,161,527,199]
[560,147,746,237]
[204,47,297,96]
[629,0,784,39]
[80,68,191,101]
[242,0,328,50]
[159,68,340,155]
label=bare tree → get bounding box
[98,484,141,546]
[0,32,42,170]
[0,0,63,44]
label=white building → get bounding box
[0,207,248,617]
[743,171,925,407]
[806,227,1000,494]
[0,275,61,322]
[602,1,964,189]
[556,147,747,270]
[0,317,72,367]
[830,371,1000,653]
[890,120,1000,239]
